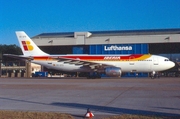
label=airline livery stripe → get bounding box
[32,54,152,61]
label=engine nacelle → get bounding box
[105,67,122,77]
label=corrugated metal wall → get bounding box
[73,46,89,54]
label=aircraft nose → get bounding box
[169,61,175,68]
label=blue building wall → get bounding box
[73,44,149,77]
[89,44,148,54]
[73,46,89,54]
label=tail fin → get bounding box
[16,31,49,56]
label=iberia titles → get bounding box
[104,56,121,60]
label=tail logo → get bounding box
[22,41,34,51]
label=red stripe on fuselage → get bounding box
[60,54,143,60]
[32,54,144,61]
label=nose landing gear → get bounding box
[150,71,160,79]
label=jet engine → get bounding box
[105,67,122,77]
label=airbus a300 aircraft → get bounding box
[5,31,175,78]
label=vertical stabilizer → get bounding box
[16,31,49,56]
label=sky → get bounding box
[1,0,180,45]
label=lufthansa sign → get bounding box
[104,45,132,51]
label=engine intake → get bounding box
[105,67,122,77]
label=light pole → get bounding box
[0,59,1,77]
[0,52,2,77]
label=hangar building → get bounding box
[31,28,180,77]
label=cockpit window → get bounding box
[164,59,169,61]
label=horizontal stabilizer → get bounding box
[3,54,33,60]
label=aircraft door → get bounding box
[153,58,159,65]
[129,56,137,72]
[47,57,52,64]
[129,56,135,65]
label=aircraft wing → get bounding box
[3,54,33,60]
[54,56,115,71]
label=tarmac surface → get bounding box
[0,77,180,119]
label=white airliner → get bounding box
[5,31,175,78]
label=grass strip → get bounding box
[0,110,73,119]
